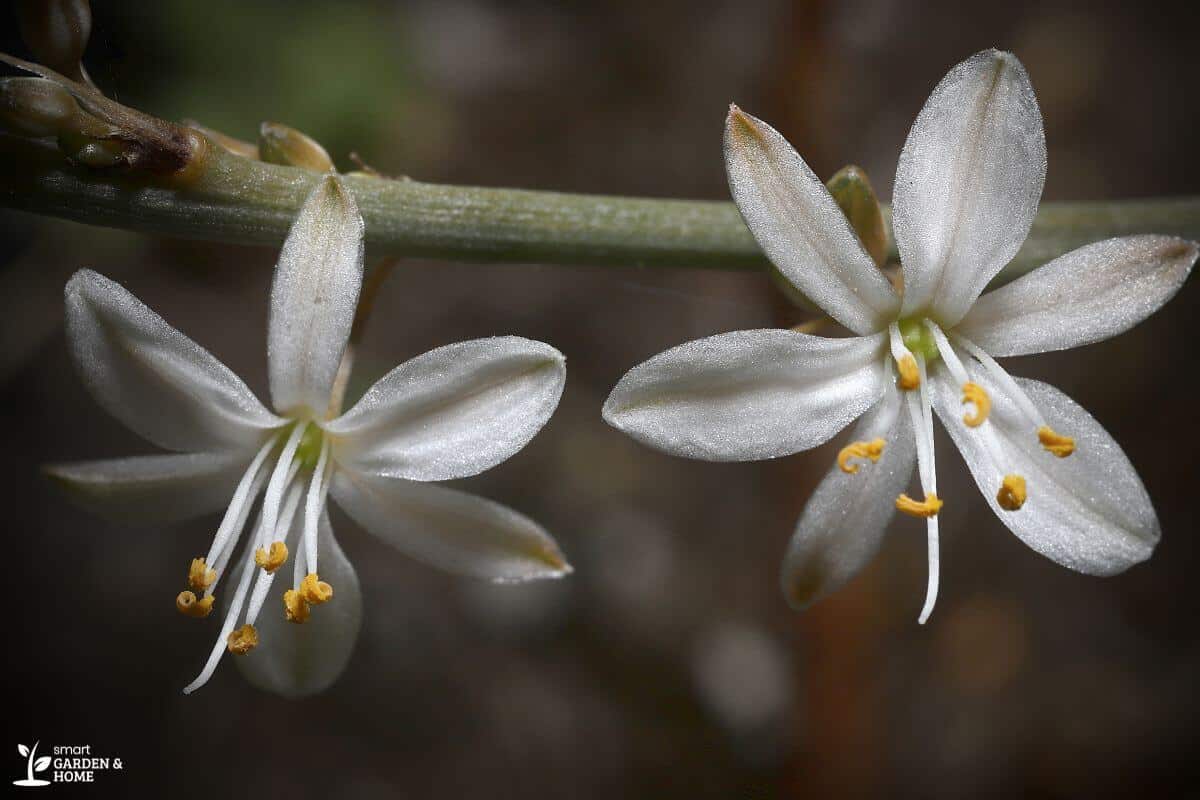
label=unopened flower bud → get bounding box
[18,0,93,83]
[0,76,80,137]
[825,165,888,267]
[57,129,131,167]
[183,119,258,159]
[258,121,334,172]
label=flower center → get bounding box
[897,317,940,363]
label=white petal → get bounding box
[329,468,570,582]
[603,329,887,461]
[44,453,247,525]
[956,236,1198,356]
[64,270,284,452]
[781,384,915,610]
[930,363,1158,575]
[894,50,1047,325]
[236,511,362,697]
[724,106,899,334]
[325,337,565,481]
[268,174,365,418]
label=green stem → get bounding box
[2,135,1198,279]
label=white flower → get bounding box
[48,174,571,695]
[604,50,1197,622]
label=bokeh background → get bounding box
[4,1,1199,797]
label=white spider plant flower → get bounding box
[48,174,571,695]
[604,50,1197,623]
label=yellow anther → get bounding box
[961,382,991,427]
[1038,426,1075,458]
[837,438,886,474]
[896,355,920,391]
[283,589,311,624]
[895,492,943,518]
[997,474,1027,511]
[175,590,214,618]
[226,624,259,655]
[300,573,333,605]
[188,558,216,591]
[254,540,289,573]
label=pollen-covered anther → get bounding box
[1038,426,1076,458]
[175,590,214,618]
[997,474,1027,511]
[226,624,259,655]
[896,355,920,391]
[837,438,886,474]
[961,382,991,427]
[283,589,311,624]
[300,573,334,605]
[254,540,289,573]
[895,492,943,518]
[187,557,217,591]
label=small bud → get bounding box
[57,130,131,167]
[825,165,888,267]
[18,0,93,83]
[0,76,80,137]
[183,119,259,159]
[258,122,334,172]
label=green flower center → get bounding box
[294,422,325,470]
[898,317,940,363]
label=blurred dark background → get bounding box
[3,0,1199,797]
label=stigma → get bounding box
[896,492,943,518]
[1038,426,1075,458]
[837,438,886,474]
[961,382,990,427]
[997,474,1027,510]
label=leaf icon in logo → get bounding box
[33,757,51,772]
[17,745,29,758]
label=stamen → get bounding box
[1038,426,1075,458]
[997,474,1027,510]
[254,541,289,573]
[300,573,333,604]
[258,423,309,546]
[837,438,886,474]
[187,558,216,591]
[226,624,258,655]
[895,492,943,518]
[244,474,306,627]
[888,323,921,391]
[175,591,214,618]
[303,437,332,575]
[183,546,257,694]
[283,589,310,623]
[206,464,272,596]
[203,435,280,568]
[961,383,991,427]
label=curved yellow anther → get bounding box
[895,492,943,518]
[997,474,1027,511]
[300,573,333,605]
[226,624,259,655]
[188,558,216,591]
[283,589,310,624]
[896,355,920,391]
[175,590,214,618]
[254,540,289,573]
[1038,426,1075,458]
[837,438,886,474]
[961,382,991,427]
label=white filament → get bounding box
[203,435,279,568]
[904,353,940,625]
[258,422,308,546]
[303,437,332,575]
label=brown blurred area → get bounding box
[3,1,1199,797]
